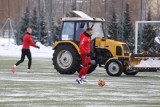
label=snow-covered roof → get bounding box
[73,11,93,19]
[62,11,105,22]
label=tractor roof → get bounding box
[62,11,105,22]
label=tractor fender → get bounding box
[105,57,118,67]
[52,41,80,54]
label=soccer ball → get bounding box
[98,80,105,87]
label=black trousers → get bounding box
[15,49,32,69]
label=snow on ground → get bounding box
[0,57,160,107]
[0,38,53,58]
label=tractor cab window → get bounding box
[61,22,74,40]
[89,22,104,40]
[75,22,87,41]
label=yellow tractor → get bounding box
[52,11,138,76]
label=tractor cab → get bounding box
[60,11,105,44]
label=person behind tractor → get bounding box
[76,28,93,84]
[12,28,40,73]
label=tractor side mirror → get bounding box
[102,37,107,41]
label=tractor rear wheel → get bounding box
[53,44,81,74]
[105,59,123,76]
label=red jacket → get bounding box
[79,32,91,55]
[22,33,37,49]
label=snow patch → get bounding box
[0,38,15,45]
[135,58,160,67]
[0,38,53,58]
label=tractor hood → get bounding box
[94,38,130,57]
[106,39,126,45]
[95,38,126,48]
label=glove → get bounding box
[85,53,91,57]
[37,46,40,49]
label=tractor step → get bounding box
[132,54,160,58]
[130,67,160,72]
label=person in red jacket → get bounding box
[12,28,40,73]
[76,28,92,84]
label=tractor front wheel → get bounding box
[105,59,123,76]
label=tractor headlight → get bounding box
[122,44,130,56]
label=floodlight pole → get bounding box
[8,0,10,44]
[121,0,124,42]
[75,0,77,10]
[62,0,65,17]
[28,0,30,27]
[104,0,108,37]
[17,0,21,45]
[38,0,41,41]
[89,0,91,16]
[49,0,53,45]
